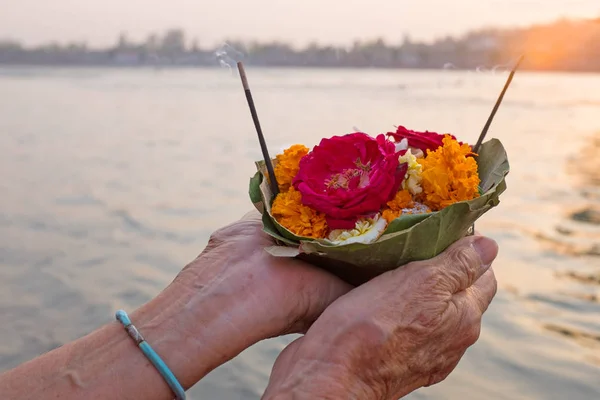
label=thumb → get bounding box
[429,235,498,294]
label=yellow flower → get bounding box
[399,150,423,196]
[328,214,387,245]
[274,144,309,192]
[418,135,480,211]
[271,187,328,238]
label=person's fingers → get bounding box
[465,268,497,314]
[429,235,498,294]
[424,348,468,387]
[282,263,353,334]
[264,336,305,386]
[449,268,497,349]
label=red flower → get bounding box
[293,133,407,230]
[387,125,460,153]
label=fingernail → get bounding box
[473,237,498,267]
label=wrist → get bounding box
[0,251,283,400]
[131,256,283,389]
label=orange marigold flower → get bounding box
[271,187,328,238]
[388,189,415,209]
[418,135,480,211]
[274,144,309,192]
[382,190,414,223]
[382,209,400,223]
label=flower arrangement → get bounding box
[249,126,509,285]
[238,58,519,285]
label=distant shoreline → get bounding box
[3,17,600,74]
[0,63,598,75]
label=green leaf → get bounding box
[249,172,264,213]
[383,212,433,234]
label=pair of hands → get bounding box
[178,211,498,399]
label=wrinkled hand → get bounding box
[263,235,498,400]
[174,210,352,337]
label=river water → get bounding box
[0,67,599,399]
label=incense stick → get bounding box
[470,55,523,236]
[237,61,280,197]
[473,55,524,153]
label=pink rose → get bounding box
[293,133,407,230]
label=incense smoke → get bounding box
[474,56,523,75]
[215,43,245,74]
[439,56,521,75]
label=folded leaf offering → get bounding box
[249,126,509,285]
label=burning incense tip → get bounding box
[237,62,280,197]
[237,62,250,91]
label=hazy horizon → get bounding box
[0,0,598,48]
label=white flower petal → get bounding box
[329,215,388,245]
[395,138,408,152]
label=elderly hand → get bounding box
[172,209,352,345]
[262,235,498,400]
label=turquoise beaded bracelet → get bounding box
[115,310,186,400]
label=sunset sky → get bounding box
[0,0,598,47]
